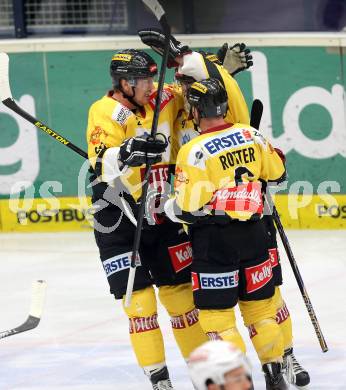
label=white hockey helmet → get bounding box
[188,340,251,390]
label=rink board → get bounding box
[0,194,345,232]
[0,196,93,232]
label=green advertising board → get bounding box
[0,45,345,201]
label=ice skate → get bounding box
[283,348,310,389]
[263,362,289,390]
[146,366,174,390]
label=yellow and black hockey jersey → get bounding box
[173,123,286,221]
[86,86,183,201]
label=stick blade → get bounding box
[142,0,165,21]
[0,52,12,102]
[250,99,263,130]
[0,280,47,340]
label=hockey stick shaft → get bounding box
[0,280,47,340]
[250,98,263,130]
[250,99,328,352]
[1,54,144,311]
[124,0,171,307]
[0,53,87,159]
[0,53,139,225]
[1,60,141,226]
[270,201,328,352]
[4,98,88,159]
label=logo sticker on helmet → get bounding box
[149,64,158,73]
[112,53,132,62]
[191,83,208,94]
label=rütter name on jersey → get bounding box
[219,147,255,170]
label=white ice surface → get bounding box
[0,230,345,390]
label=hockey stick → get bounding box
[0,52,138,223]
[250,98,263,130]
[0,280,47,339]
[124,0,171,307]
[0,53,87,159]
[250,99,328,353]
[268,198,328,352]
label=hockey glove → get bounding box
[216,43,229,64]
[218,43,253,76]
[138,28,191,68]
[119,134,167,167]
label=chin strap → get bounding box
[121,86,143,109]
[193,121,201,134]
[192,110,201,128]
[116,78,143,109]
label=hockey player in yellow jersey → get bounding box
[165,78,288,390]
[172,63,249,158]
[216,44,310,389]
[139,29,310,389]
[86,49,208,390]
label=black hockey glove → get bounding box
[216,43,229,64]
[138,28,191,68]
[217,42,253,76]
[119,134,167,167]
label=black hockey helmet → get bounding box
[187,78,228,118]
[110,49,158,88]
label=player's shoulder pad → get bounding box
[232,123,265,141]
[89,95,107,111]
[245,125,268,148]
